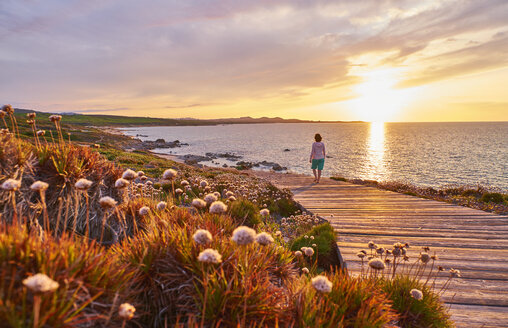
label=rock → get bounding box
[284,148,290,152]
[222,164,228,167]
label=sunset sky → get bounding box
[1,0,508,122]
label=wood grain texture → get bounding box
[253,172,508,327]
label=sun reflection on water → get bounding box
[366,122,386,179]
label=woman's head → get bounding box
[314,133,322,142]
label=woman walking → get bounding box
[310,133,326,183]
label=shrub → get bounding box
[330,176,347,182]
[270,198,300,217]
[293,271,397,327]
[291,223,335,258]
[480,192,505,204]
[0,223,133,328]
[229,199,261,226]
[380,275,453,328]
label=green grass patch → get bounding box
[229,199,261,226]
[291,223,335,257]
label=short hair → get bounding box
[314,133,322,142]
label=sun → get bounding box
[347,68,417,122]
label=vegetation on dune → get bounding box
[0,105,457,327]
[331,176,508,215]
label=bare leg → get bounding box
[312,169,317,182]
[317,170,322,183]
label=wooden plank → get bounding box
[253,172,508,325]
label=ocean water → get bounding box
[121,122,508,190]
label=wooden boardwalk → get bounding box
[254,172,508,328]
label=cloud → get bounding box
[0,0,507,119]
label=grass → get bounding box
[0,106,455,327]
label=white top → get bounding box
[310,142,326,160]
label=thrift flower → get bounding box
[30,181,48,192]
[368,258,385,270]
[2,178,21,191]
[22,273,59,294]
[311,275,333,293]
[193,229,213,245]
[198,249,222,264]
[231,226,256,245]
[118,303,136,320]
[410,289,423,300]
[99,196,117,209]
[209,201,227,214]
[255,232,274,246]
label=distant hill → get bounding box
[11,108,363,127]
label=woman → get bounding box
[309,133,325,183]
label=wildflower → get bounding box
[122,169,137,180]
[312,243,317,247]
[231,226,256,245]
[255,232,274,246]
[115,178,130,189]
[140,176,147,182]
[304,235,309,239]
[294,251,303,257]
[27,112,36,119]
[376,247,385,255]
[137,171,144,177]
[302,267,309,274]
[163,169,177,179]
[118,303,136,320]
[431,254,438,260]
[304,247,314,257]
[139,206,150,216]
[198,249,222,263]
[213,191,221,198]
[2,104,14,114]
[368,258,386,270]
[181,180,189,186]
[225,191,234,197]
[37,130,45,136]
[2,178,21,191]
[419,252,431,264]
[311,275,333,293]
[48,114,61,122]
[157,201,167,211]
[410,288,423,300]
[209,201,227,214]
[193,229,213,245]
[260,208,270,217]
[438,266,445,271]
[175,188,184,195]
[275,230,282,236]
[192,198,207,209]
[357,252,365,259]
[204,193,218,204]
[75,178,92,190]
[228,196,236,201]
[368,241,376,249]
[392,247,401,257]
[200,180,208,188]
[99,196,117,209]
[30,181,48,192]
[450,268,461,278]
[310,236,314,240]
[22,273,59,294]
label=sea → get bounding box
[120,122,508,190]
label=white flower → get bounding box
[139,206,150,216]
[137,171,144,177]
[294,251,303,257]
[48,114,61,122]
[304,247,314,257]
[30,181,48,192]
[99,196,117,209]
[368,258,386,270]
[115,178,130,189]
[118,303,136,320]
[175,188,184,195]
[22,273,59,293]
[2,179,21,191]
[163,169,177,179]
[231,226,256,245]
[204,193,218,204]
[191,198,207,209]
[193,229,213,245]
[225,191,234,197]
[198,249,222,263]
[75,178,92,190]
[255,232,274,246]
[260,209,270,217]
[419,252,431,264]
[181,180,189,186]
[311,275,333,293]
[200,180,208,188]
[209,201,227,214]
[410,288,423,300]
[157,201,167,211]
[122,169,137,180]
[228,196,236,201]
[302,267,309,274]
